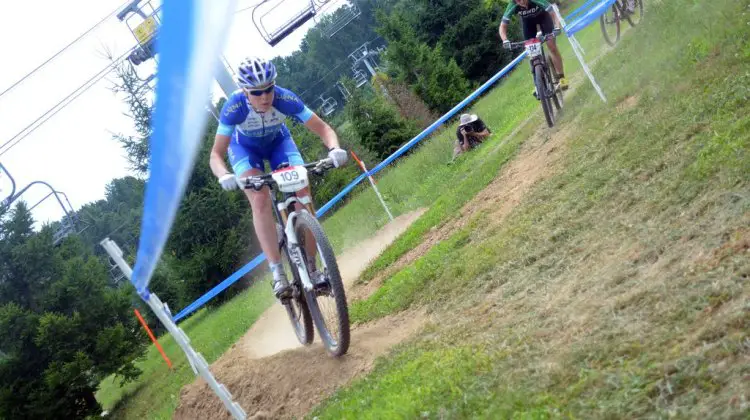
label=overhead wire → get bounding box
[0,45,138,157]
[0,0,133,100]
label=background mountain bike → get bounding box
[510,31,564,128]
[238,158,350,357]
[600,0,644,46]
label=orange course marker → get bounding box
[350,151,375,183]
[134,308,173,369]
[349,150,394,221]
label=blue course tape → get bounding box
[129,0,237,301]
[173,253,266,321]
[130,0,198,299]
[565,0,617,36]
[565,0,600,21]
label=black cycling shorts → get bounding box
[522,10,554,40]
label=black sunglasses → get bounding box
[247,84,275,96]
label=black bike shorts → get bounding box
[522,10,554,40]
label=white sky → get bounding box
[0,0,338,229]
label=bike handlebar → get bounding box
[237,158,335,191]
[508,32,559,50]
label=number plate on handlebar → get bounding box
[525,40,542,57]
[272,166,309,193]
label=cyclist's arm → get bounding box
[499,22,510,42]
[210,134,232,178]
[499,3,517,42]
[211,91,244,177]
[304,113,340,150]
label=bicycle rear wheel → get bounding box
[600,3,621,46]
[280,245,314,345]
[535,64,555,128]
[294,211,350,357]
[624,0,644,26]
[546,55,563,112]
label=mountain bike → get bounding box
[600,0,644,46]
[509,31,564,128]
[238,158,350,357]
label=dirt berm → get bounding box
[174,209,428,419]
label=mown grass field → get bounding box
[311,0,750,418]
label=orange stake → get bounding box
[134,309,172,369]
[350,151,375,184]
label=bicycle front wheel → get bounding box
[280,245,314,345]
[535,64,555,128]
[294,211,350,357]
[546,55,563,112]
[600,3,621,46]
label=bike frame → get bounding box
[240,160,332,293]
[511,32,557,100]
[273,189,317,292]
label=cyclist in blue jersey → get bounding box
[209,57,348,299]
[499,0,568,90]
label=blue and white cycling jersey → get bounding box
[216,86,314,150]
[216,86,314,173]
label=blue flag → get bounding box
[131,0,237,297]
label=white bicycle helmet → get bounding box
[236,56,277,89]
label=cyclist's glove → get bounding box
[218,173,238,191]
[553,28,562,36]
[328,148,348,168]
[502,40,511,50]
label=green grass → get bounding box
[95,283,274,419]
[311,0,750,418]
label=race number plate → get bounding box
[272,166,309,193]
[525,40,542,57]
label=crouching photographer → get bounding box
[453,113,491,160]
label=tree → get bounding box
[110,61,153,174]
[273,0,393,107]
[344,79,420,160]
[0,203,146,419]
[376,9,473,112]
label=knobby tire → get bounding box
[535,64,555,128]
[295,211,350,357]
[281,245,314,345]
[600,3,621,46]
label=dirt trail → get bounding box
[175,209,428,419]
[235,208,427,359]
[357,121,576,299]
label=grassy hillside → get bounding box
[310,0,750,418]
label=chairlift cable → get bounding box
[0,0,133,101]
[0,45,137,157]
